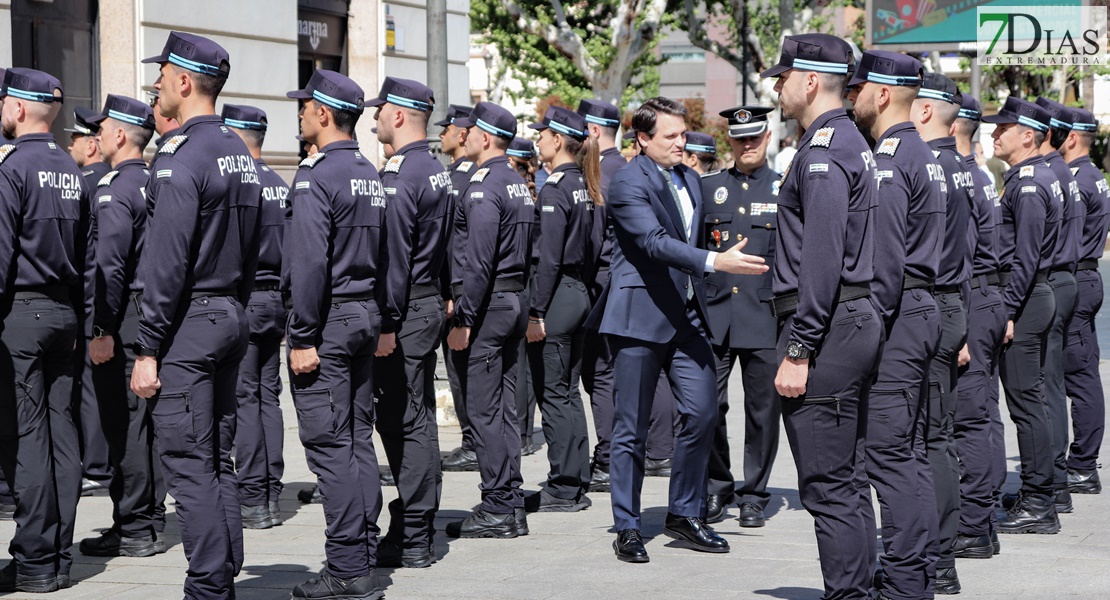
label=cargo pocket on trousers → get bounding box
[295,389,337,447]
[867,387,914,451]
[150,392,196,457]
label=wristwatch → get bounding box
[786,340,811,360]
[92,325,111,339]
[136,343,158,357]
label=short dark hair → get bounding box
[491,134,511,151]
[172,64,227,99]
[952,117,979,143]
[631,97,687,138]
[1049,127,1070,150]
[121,122,155,151]
[329,105,360,136]
[818,72,847,97]
[238,127,266,148]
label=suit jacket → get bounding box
[586,154,711,343]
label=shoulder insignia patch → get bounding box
[1020,165,1035,179]
[809,163,829,173]
[877,137,901,156]
[98,171,120,187]
[471,168,490,183]
[1021,185,1037,194]
[932,150,941,159]
[156,169,173,179]
[810,127,835,148]
[158,135,189,155]
[98,195,111,203]
[547,172,565,185]
[457,161,474,173]
[300,152,327,168]
[295,180,310,190]
[261,165,271,172]
[1071,167,1080,177]
[383,155,405,174]
[0,144,16,165]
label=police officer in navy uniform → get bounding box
[130,32,262,600]
[1061,107,1108,495]
[982,97,1062,535]
[369,77,452,568]
[444,102,534,539]
[283,69,394,599]
[847,51,945,600]
[77,95,168,560]
[683,131,718,174]
[67,106,113,185]
[761,35,882,598]
[0,66,12,524]
[912,72,973,593]
[146,85,181,161]
[220,103,289,530]
[0,67,85,594]
[950,96,1008,559]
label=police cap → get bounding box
[848,50,922,88]
[221,104,268,131]
[0,67,63,103]
[576,99,621,128]
[89,94,156,131]
[454,101,517,140]
[957,94,982,121]
[528,106,588,140]
[982,97,1050,132]
[761,34,854,78]
[918,73,961,105]
[1035,96,1073,132]
[1068,107,1099,132]
[684,132,717,155]
[507,137,535,159]
[142,31,230,79]
[64,106,102,136]
[287,69,365,115]
[434,104,473,128]
[366,76,435,112]
[718,105,773,138]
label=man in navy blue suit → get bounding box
[586,97,767,563]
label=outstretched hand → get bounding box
[713,237,769,275]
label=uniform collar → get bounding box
[1042,150,1062,165]
[178,114,224,133]
[729,161,772,180]
[1002,154,1046,183]
[602,146,622,158]
[156,127,182,147]
[11,132,56,145]
[800,108,847,145]
[477,154,509,169]
[876,121,915,144]
[394,140,430,156]
[318,139,359,153]
[1067,155,1093,168]
[550,162,578,175]
[927,136,957,152]
[113,158,147,170]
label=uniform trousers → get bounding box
[235,289,286,507]
[74,338,112,484]
[289,299,383,579]
[0,297,80,578]
[1045,271,1077,491]
[1065,268,1105,470]
[927,290,967,571]
[151,296,247,599]
[441,336,472,451]
[376,293,445,549]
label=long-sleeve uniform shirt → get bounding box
[773,109,877,352]
[79,161,113,334]
[964,155,1002,277]
[135,115,262,352]
[530,163,594,318]
[283,140,394,348]
[91,159,149,333]
[1069,155,1110,263]
[588,147,628,280]
[997,155,1062,320]
[450,155,534,328]
[254,159,289,289]
[929,137,975,289]
[1043,150,1085,271]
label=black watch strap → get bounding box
[136,344,158,357]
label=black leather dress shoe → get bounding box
[514,508,529,536]
[1054,488,1074,513]
[298,485,325,504]
[1067,467,1102,494]
[663,514,729,553]
[588,464,610,493]
[445,509,518,539]
[292,570,384,599]
[935,566,961,595]
[79,529,164,557]
[613,529,649,563]
[0,562,58,593]
[644,457,672,477]
[705,494,729,524]
[241,504,274,529]
[952,533,993,559]
[998,493,1060,534]
[376,538,435,569]
[441,447,479,472]
[380,469,396,487]
[738,502,766,528]
[81,477,109,496]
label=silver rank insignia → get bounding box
[810,127,835,148]
[383,155,405,174]
[300,152,327,168]
[457,161,474,173]
[98,171,120,187]
[1020,165,1035,178]
[0,144,18,165]
[1071,167,1080,177]
[471,168,489,183]
[714,187,728,204]
[877,137,901,156]
[158,135,189,155]
[932,150,941,159]
[547,172,565,185]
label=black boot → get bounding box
[79,529,164,557]
[935,566,961,595]
[241,504,274,529]
[441,447,479,472]
[588,462,610,493]
[953,533,993,559]
[998,493,1060,534]
[1066,468,1101,494]
[291,569,383,599]
[445,509,518,539]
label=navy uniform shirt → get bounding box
[91,159,149,333]
[254,159,288,288]
[0,133,86,300]
[80,162,113,329]
[451,155,534,327]
[82,161,113,189]
[774,108,877,352]
[381,140,452,318]
[530,163,593,317]
[963,155,1002,276]
[997,155,1062,319]
[701,162,779,349]
[590,146,627,274]
[1043,150,1085,270]
[870,122,945,322]
[284,140,394,347]
[147,127,182,176]
[1069,155,1110,262]
[135,115,262,352]
[928,137,974,287]
[448,156,476,202]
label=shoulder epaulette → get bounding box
[98,171,120,187]
[457,161,474,173]
[877,137,901,157]
[932,150,941,159]
[383,155,405,174]
[1071,167,1080,177]
[1020,165,1035,179]
[300,152,327,168]
[701,169,722,179]
[470,167,489,183]
[158,135,189,155]
[810,127,835,148]
[0,144,16,165]
[546,172,565,185]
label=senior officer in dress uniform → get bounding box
[847,51,946,600]
[283,69,394,600]
[220,104,289,530]
[912,72,974,594]
[370,77,453,569]
[1062,108,1108,496]
[761,35,882,599]
[444,101,535,539]
[78,96,167,559]
[0,67,86,594]
[130,32,262,600]
[982,97,1062,535]
[700,105,782,529]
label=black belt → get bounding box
[934,285,962,295]
[409,282,441,300]
[1050,265,1075,275]
[997,269,1049,287]
[12,285,70,302]
[902,274,934,291]
[191,288,237,299]
[970,272,1001,290]
[561,265,584,280]
[254,285,280,292]
[1077,259,1100,271]
[771,284,870,319]
[332,294,372,304]
[451,276,526,300]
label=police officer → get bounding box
[700,105,781,528]
[912,72,973,593]
[1061,107,1108,495]
[67,106,113,184]
[0,66,12,525]
[370,77,452,568]
[1034,96,1083,514]
[77,95,167,559]
[761,35,881,598]
[0,67,85,594]
[444,101,534,539]
[523,106,599,512]
[682,131,718,174]
[130,32,262,599]
[220,103,289,530]
[982,97,1061,534]
[146,85,181,156]
[847,51,945,600]
[283,69,393,599]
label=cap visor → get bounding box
[286,89,312,100]
[728,123,768,139]
[364,98,387,108]
[86,114,109,125]
[527,122,548,131]
[453,117,476,128]
[980,113,1017,125]
[760,64,790,79]
[433,118,452,127]
[141,54,168,65]
[847,74,867,88]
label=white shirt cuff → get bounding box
[704,251,717,273]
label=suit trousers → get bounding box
[1045,271,1077,490]
[1065,268,1105,471]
